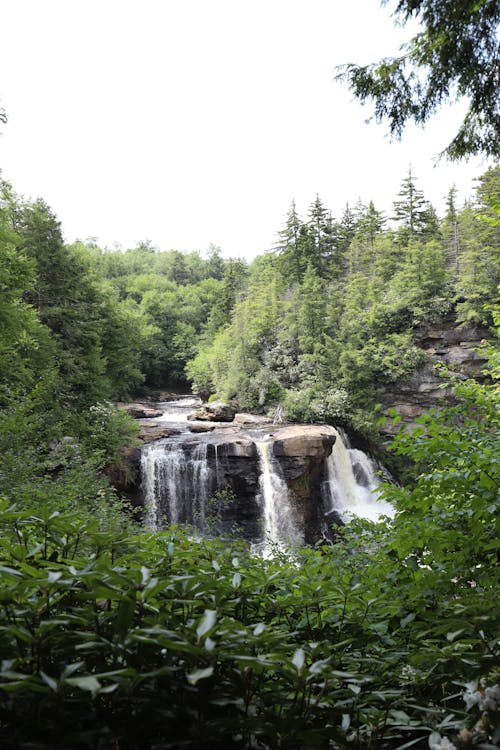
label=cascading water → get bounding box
[141,440,213,531]
[255,439,301,554]
[323,428,394,524]
[140,399,394,549]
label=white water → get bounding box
[141,440,213,531]
[141,399,393,547]
[323,428,394,523]
[255,439,301,555]
[152,397,201,424]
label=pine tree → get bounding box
[443,186,460,277]
[296,264,326,355]
[306,195,336,278]
[349,201,386,275]
[392,166,428,246]
[274,200,304,283]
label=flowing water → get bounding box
[140,401,393,550]
[322,428,394,523]
[254,439,301,556]
[141,439,213,531]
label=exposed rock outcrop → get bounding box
[138,421,182,443]
[117,422,338,545]
[200,425,336,544]
[380,316,490,434]
[233,413,272,426]
[187,402,236,422]
[118,402,164,419]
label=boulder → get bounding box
[272,425,337,458]
[233,413,272,426]
[138,421,181,443]
[119,402,164,419]
[187,423,216,433]
[187,402,236,422]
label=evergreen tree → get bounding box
[349,201,386,275]
[274,200,304,283]
[306,195,336,278]
[15,199,110,406]
[443,185,460,277]
[392,166,428,246]
[455,201,499,324]
[336,0,500,160]
[296,264,326,355]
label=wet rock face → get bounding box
[138,422,182,442]
[213,428,335,545]
[380,316,490,434]
[116,424,337,545]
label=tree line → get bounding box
[187,166,499,433]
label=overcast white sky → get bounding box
[0,0,489,260]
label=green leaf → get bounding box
[446,629,465,642]
[40,671,58,691]
[116,598,136,639]
[232,571,241,589]
[292,648,305,672]
[196,609,217,638]
[187,666,214,685]
[47,570,63,583]
[65,675,101,695]
[0,565,22,577]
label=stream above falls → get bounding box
[139,398,394,549]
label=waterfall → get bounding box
[141,440,213,531]
[323,428,394,524]
[255,439,301,554]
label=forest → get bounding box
[0,156,498,748]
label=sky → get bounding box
[0,0,490,260]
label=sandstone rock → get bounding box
[187,402,236,422]
[220,437,258,458]
[138,422,181,443]
[233,413,272,426]
[380,315,491,434]
[272,424,337,458]
[187,423,216,433]
[119,402,164,419]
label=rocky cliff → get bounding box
[380,315,490,434]
[114,421,338,545]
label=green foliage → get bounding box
[187,168,498,435]
[336,0,500,160]
[0,460,498,749]
[77,402,140,469]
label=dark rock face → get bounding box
[380,316,490,434]
[116,424,337,546]
[207,427,336,543]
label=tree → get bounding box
[296,264,326,355]
[349,201,386,274]
[15,199,113,406]
[392,166,428,245]
[443,186,460,277]
[336,0,500,160]
[274,200,305,282]
[306,195,336,278]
